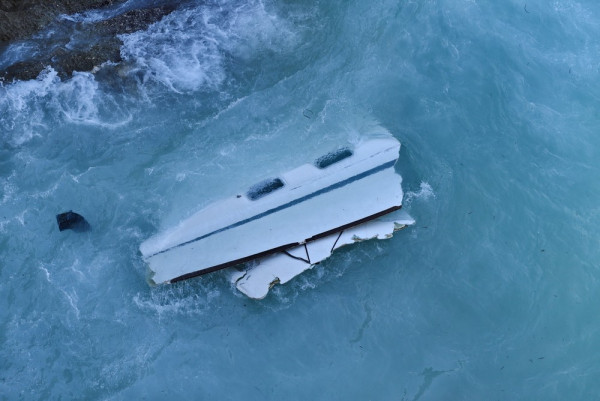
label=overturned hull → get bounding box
[229,210,415,299]
[139,134,412,296]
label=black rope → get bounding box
[304,243,311,264]
[282,250,310,264]
[330,230,344,253]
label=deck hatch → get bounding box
[314,148,353,169]
[247,177,285,200]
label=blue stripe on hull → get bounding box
[149,159,397,258]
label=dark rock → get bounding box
[0,5,175,82]
[1,39,123,82]
[56,211,91,232]
[53,39,124,78]
[1,60,48,82]
[95,6,176,36]
[0,0,123,43]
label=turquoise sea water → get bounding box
[1,0,600,399]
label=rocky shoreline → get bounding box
[0,0,176,82]
[0,0,123,42]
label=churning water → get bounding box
[1,0,600,399]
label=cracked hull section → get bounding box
[228,210,414,299]
[141,136,404,284]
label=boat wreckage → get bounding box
[140,134,414,299]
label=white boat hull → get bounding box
[229,210,415,299]
[139,134,412,296]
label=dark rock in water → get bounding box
[56,211,91,232]
[0,0,123,43]
[0,40,123,81]
[0,5,175,82]
[52,39,124,78]
[94,6,176,36]
[0,60,48,82]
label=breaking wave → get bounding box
[119,0,301,93]
[404,181,435,206]
[0,68,131,146]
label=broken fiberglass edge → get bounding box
[139,131,414,299]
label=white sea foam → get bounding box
[0,68,132,146]
[404,182,435,206]
[38,263,52,283]
[57,0,146,23]
[0,42,40,70]
[1,171,17,205]
[133,282,222,317]
[216,1,300,59]
[60,288,81,320]
[119,10,224,92]
[0,68,57,145]
[52,72,132,127]
[119,0,300,93]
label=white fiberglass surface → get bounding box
[147,165,403,283]
[140,137,400,258]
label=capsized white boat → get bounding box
[140,133,414,298]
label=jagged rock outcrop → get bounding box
[0,0,121,42]
[0,2,175,82]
